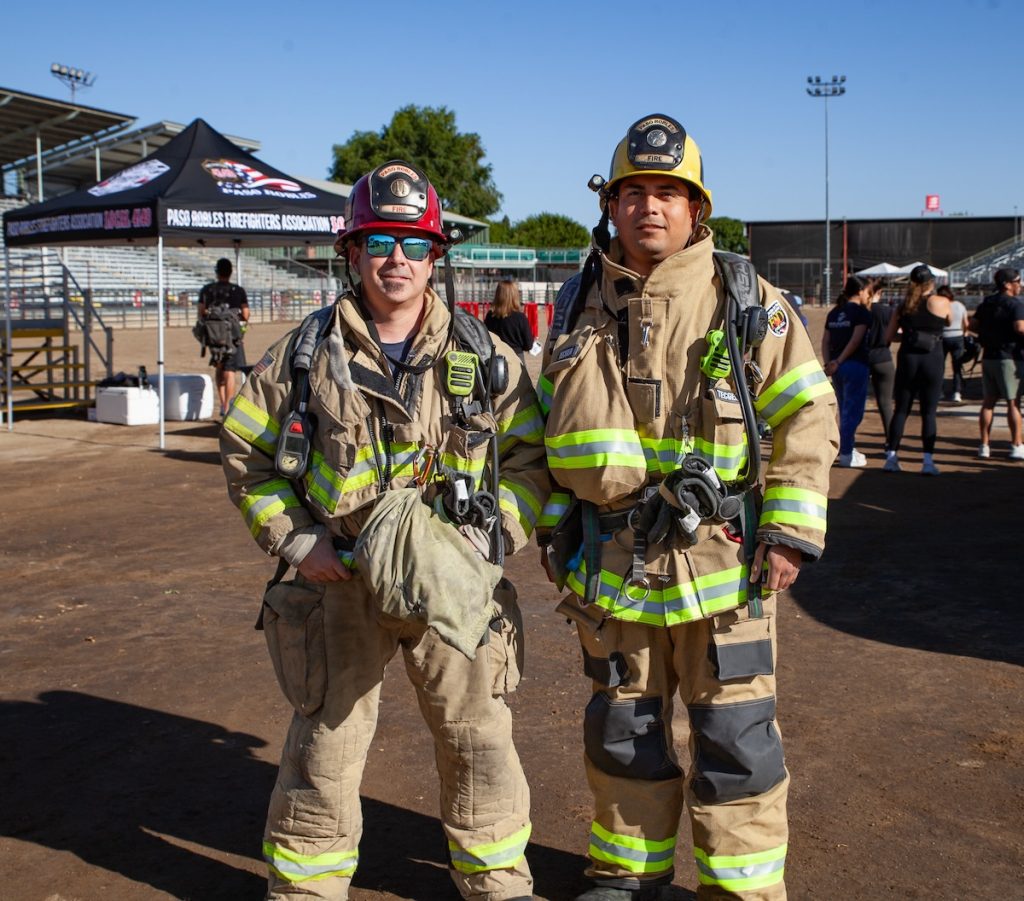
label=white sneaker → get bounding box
[883,455,901,472]
[921,461,940,476]
[978,445,991,459]
[837,452,867,468]
[1010,445,1024,461]
[952,392,962,403]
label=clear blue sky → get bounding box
[3,0,1020,228]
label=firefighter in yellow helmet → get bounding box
[221,160,549,900]
[536,116,838,900]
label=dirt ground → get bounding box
[1,308,1022,901]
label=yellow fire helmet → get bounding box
[591,114,713,220]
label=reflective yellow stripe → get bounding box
[694,843,787,892]
[448,823,531,874]
[263,840,358,883]
[755,361,832,428]
[589,822,675,875]
[760,486,827,532]
[240,479,301,537]
[538,491,572,529]
[498,403,545,453]
[536,374,553,416]
[546,428,646,470]
[566,563,748,625]
[224,395,279,456]
[499,479,543,535]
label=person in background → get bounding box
[883,265,951,475]
[937,285,969,403]
[484,279,535,361]
[865,281,895,451]
[823,275,873,467]
[198,257,249,417]
[969,267,1024,459]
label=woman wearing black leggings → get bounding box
[883,265,952,475]
[866,284,895,448]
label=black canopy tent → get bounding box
[3,118,345,444]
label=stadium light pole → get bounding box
[806,75,846,305]
[50,63,96,103]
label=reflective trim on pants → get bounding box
[694,843,787,893]
[588,821,676,876]
[449,823,532,874]
[263,840,358,884]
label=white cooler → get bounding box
[95,386,161,425]
[151,372,215,421]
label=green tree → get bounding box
[487,215,514,245]
[707,216,749,255]
[507,213,590,248]
[330,106,502,220]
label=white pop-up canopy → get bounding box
[893,261,948,279]
[854,262,903,277]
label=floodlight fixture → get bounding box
[50,61,96,103]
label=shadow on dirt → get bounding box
[154,448,224,466]
[789,459,1023,667]
[0,691,587,900]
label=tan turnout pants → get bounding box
[565,594,788,900]
[261,575,532,901]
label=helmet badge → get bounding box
[390,178,412,198]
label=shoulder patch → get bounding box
[252,350,274,376]
[766,299,789,337]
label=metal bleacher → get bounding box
[948,234,1024,288]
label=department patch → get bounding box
[766,300,789,337]
[252,350,274,376]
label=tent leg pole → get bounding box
[4,245,13,430]
[158,236,165,450]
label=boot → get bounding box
[574,884,668,901]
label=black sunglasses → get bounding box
[364,234,433,261]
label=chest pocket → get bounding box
[543,326,648,504]
[440,411,497,490]
[304,420,361,517]
[695,383,749,484]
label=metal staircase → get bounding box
[2,264,113,417]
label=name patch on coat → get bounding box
[714,387,739,404]
[766,300,789,337]
[557,344,580,362]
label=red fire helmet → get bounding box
[335,160,447,254]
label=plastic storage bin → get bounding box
[95,386,161,425]
[151,373,215,421]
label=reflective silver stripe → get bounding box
[224,402,278,456]
[757,369,828,425]
[590,833,675,865]
[695,856,785,881]
[546,437,643,462]
[762,497,825,518]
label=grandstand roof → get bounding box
[0,86,134,169]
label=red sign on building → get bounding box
[925,194,940,211]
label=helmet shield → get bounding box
[625,115,686,171]
[367,161,430,222]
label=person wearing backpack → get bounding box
[198,257,249,416]
[220,160,548,901]
[536,114,837,901]
[969,267,1024,459]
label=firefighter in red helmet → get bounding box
[221,160,549,900]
